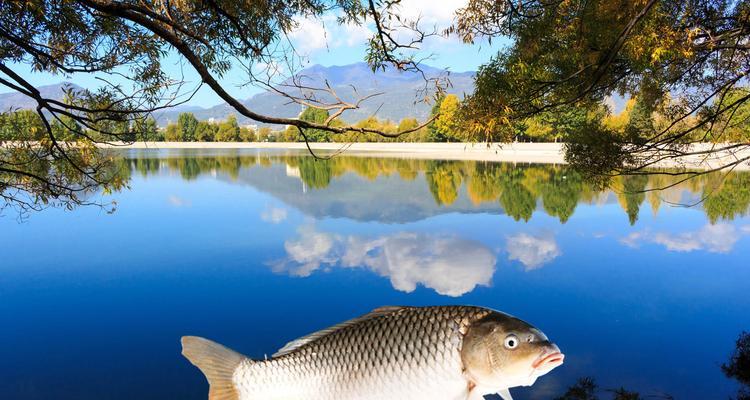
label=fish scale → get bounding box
[232,306,490,400]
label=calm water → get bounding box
[2,149,749,399]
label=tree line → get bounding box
[3,89,749,144]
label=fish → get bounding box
[181,305,564,400]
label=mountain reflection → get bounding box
[126,150,750,224]
[270,225,496,297]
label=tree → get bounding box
[624,97,655,142]
[288,107,331,142]
[177,113,199,142]
[215,115,240,142]
[51,115,82,142]
[427,96,447,142]
[432,95,462,142]
[454,0,750,173]
[397,118,419,132]
[257,127,274,142]
[239,126,256,142]
[603,99,636,134]
[195,121,216,142]
[164,123,182,142]
[133,117,160,141]
[0,110,46,141]
[0,0,430,212]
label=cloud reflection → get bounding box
[621,223,745,253]
[272,225,496,296]
[261,206,288,224]
[167,195,191,207]
[506,233,561,270]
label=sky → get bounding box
[2,0,506,109]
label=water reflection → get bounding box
[554,330,749,399]
[125,150,750,225]
[167,194,191,208]
[271,225,496,297]
[3,149,749,400]
[723,331,750,400]
[621,223,749,253]
[260,206,288,223]
[506,233,561,270]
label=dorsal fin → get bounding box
[272,306,409,358]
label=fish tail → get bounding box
[181,336,246,400]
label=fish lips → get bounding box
[532,344,565,372]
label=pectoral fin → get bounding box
[498,388,513,400]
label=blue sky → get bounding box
[3,0,506,108]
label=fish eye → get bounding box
[504,334,519,349]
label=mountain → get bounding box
[0,63,474,127]
[0,83,84,111]
[153,63,475,126]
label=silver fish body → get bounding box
[182,305,563,400]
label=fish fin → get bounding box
[181,336,246,400]
[272,306,411,357]
[497,388,513,400]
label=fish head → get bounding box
[461,311,564,390]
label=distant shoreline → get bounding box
[98,141,750,170]
[101,142,568,163]
[3,141,746,170]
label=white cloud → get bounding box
[395,0,467,25]
[271,226,496,297]
[167,195,191,207]
[261,206,288,224]
[506,233,561,271]
[287,2,465,57]
[289,17,329,53]
[621,223,744,254]
[288,15,373,55]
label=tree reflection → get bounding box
[1,144,128,216]
[555,330,749,400]
[118,153,750,225]
[554,377,665,400]
[723,331,750,400]
[536,168,583,223]
[617,175,649,225]
[498,166,537,222]
[426,161,464,206]
[704,174,750,224]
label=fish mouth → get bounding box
[532,349,565,371]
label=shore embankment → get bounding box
[103,142,566,163]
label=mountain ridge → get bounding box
[0,63,475,127]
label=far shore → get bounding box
[102,141,568,163]
[97,141,750,171]
[4,141,747,170]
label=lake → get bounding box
[2,149,749,400]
